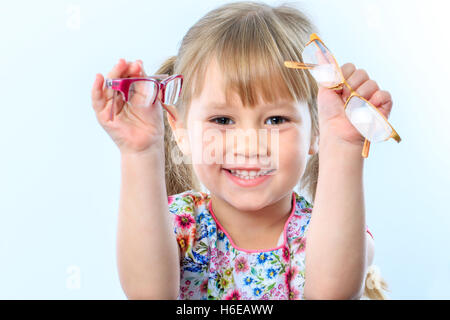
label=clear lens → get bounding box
[345,96,392,143]
[302,40,341,87]
[164,77,182,106]
[128,80,157,107]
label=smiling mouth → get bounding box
[222,168,276,179]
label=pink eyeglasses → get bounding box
[105,74,183,120]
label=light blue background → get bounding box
[1,0,448,299]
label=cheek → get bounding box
[189,127,226,165]
[189,127,223,181]
[277,129,309,174]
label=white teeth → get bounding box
[228,169,273,179]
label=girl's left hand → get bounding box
[317,63,393,147]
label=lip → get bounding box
[223,167,270,171]
[222,168,274,188]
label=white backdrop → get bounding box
[0,0,449,299]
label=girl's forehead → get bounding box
[193,57,296,109]
[200,58,237,100]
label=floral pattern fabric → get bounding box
[168,189,373,300]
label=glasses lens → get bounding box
[302,40,341,87]
[128,80,157,107]
[164,77,182,106]
[345,96,392,143]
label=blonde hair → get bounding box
[157,1,318,198]
[154,0,388,300]
[362,265,390,300]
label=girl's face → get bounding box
[170,58,318,210]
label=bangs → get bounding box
[188,9,316,108]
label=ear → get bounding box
[308,132,319,155]
[166,111,191,156]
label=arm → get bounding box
[355,232,375,299]
[304,133,370,300]
[116,141,180,299]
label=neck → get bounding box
[209,191,295,246]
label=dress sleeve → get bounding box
[168,190,197,259]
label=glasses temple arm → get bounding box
[105,79,113,88]
[361,139,370,158]
[284,61,317,69]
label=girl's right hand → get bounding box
[91,59,166,155]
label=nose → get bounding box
[226,127,274,166]
[234,130,261,157]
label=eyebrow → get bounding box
[205,101,296,110]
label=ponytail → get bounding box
[363,265,390,299]
[300,153,319,203]
[299,90,320,204]
[155,56,201,196]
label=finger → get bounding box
[354,79,379,100]
[137,60,148,77]
[113,61,146,117]
[106,58,128,79]
[338,63,356,97]
[131,60,142,76]
[124,60,143,78]
[341,63,356,80]
[92,73,106,113]
[104,59,128,100]
[342,68,370,101]
[111,90,126,119]
[315,46,333,65]
[368,90,393,118]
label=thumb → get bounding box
[317,86,345,122]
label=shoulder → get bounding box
[284,191,314,240]
[168,189,211,236]
[294,191,313,214]
[168,189,210,213]
[168,190,213,268]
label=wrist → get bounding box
[319,128,365,152]
[318,131,365,164]
[121,140,165,162]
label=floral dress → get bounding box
[168,189,373,300]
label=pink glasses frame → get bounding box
[104,74,183,120]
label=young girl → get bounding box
[91,1,389,300]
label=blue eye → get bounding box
[211,117,234,125]
[266,116,289,125]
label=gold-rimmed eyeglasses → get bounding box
[284,33,401,158]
